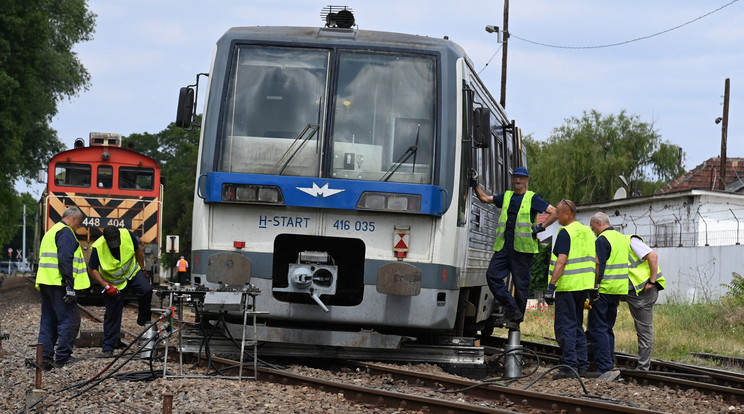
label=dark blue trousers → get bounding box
[38,284,81,364]
[554,290,589,371]
[587,293,621,372]
[486,247,533,317]
[102,270,153,352]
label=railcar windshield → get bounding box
[331,52,435,184]
[217,45,437,184]
[219,46,329,177]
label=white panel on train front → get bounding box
[209,205,322,252]
[209,204,434,262]
[319,211,434,262]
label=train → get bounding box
[175,7,526,362]
[35,132,164,297]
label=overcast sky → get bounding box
[24,0,743,195]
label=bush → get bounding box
[529,243,552,296]
[722,272,744,304]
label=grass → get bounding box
[509,298,744,369]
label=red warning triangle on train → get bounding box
[394,236,408,250]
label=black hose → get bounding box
[522,364,590,393]
[67,324,168,400]
[21,314,169,413]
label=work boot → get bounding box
[493,310,523,326]
[598,370,621,381]
[552,368,574,380]
[54,357,83,368]
[41,360,55,371]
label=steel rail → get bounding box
[349,361,664,414]
[485,336,744,402]
[206,355,513,414]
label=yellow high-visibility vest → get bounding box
[627,234,666,294]
[549,221,595,292]
[36,221,90,290]
[493,191,538,254]
[597,229,629,294]
[92,228,140,290]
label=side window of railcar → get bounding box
[494,125,505,194]
[97,165,113,189]
[119,167,154,190]
[54,163,91,187]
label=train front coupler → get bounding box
[273,250,338,312]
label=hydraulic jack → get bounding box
[503,323,523,379]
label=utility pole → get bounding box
[719,78,730,190]
[22,204,26,264]
[500,0,510,108]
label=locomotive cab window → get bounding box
[119,167,154,190]
[54,163,91,187]
[97,165,113,189]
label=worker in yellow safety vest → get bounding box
[472,166,558,326]
[176,256,189,285]
[585,212,630,378]
[87,225,152,356]
[626,234,666,371]
[544,199,595,380]
[36,206,90,369]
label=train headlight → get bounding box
[222,184,284,204]
[258,187,281,203]
[236,185,257,200]
[357,192,421,213]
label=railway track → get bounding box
[77,299,744,406]
[484,335,744,403]
[44,299,744,411]
[200,355,666,414]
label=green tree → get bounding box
[525,110,684,204]
[0,0,95,247]
[0,188,23,259]
[125,120,200,271]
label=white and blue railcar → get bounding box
[177,8,526,361]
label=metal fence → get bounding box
[640,229,744,248]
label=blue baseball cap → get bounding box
[513,166,529,177]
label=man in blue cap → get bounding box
[473,166,558,325]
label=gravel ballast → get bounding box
[2,275,744,413]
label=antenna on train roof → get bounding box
[321,6,355,28]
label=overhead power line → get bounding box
[510,0,740,50]
[478,44,502,75]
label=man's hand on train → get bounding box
[469,169,479,189]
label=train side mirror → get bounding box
[175,87,195,128]
[472,107,491,148]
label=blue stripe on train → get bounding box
[199,172,448,216]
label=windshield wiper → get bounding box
[380,124,420,182]
[272,123,319,175]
